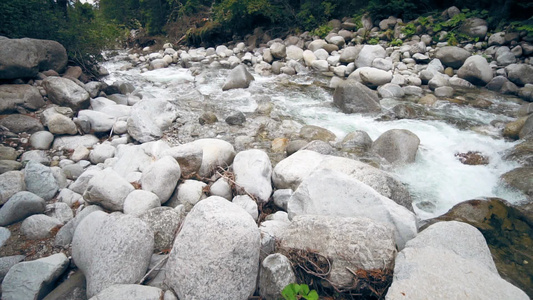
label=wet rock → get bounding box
[1,253,69,300]
[503,140,533,166]
[288,168,417,249]
[141,156,181,204]
[20,214,62,239]
[83,168,135,211]
[225,111,246,125]
[340,130,373,153]
[165,197,260,300]
[90,284,164,300]
[421,198,533,298]
[0,114,44,134]
[435,46,471,69]
[72,211,154,298]
[0,171,26,205]
[504,116,528,139]
[371,129,420,165]
[233,149,272,203]
[455,151,489,165]
[258,253,296,300]
[501,167,533,197]
[138,207,184,253]
[43,77,90,110]
[24,161,58,201]
[222,65,255,91]
[434,86,454,97]
[0,84,45,113]
[127,98,178,143]
[299,125,336,142]
[30,131,54,149]
[279,215,396,289]
[519,114,533,139]
[123,190,160,216]
[333,80,381,114]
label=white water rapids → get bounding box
[102,53,527,220]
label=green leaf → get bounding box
[282,283,299,300]
[304,290,319,300]
[300,284,310,294]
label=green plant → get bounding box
[368,37,379,45]
[447,32,458,46]
[282,283,319,300]
[310,24,333,38]
[390,38,403,46]
[401,23,416,38]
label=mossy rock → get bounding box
[422,198,533,298]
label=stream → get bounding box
[102,51,527,220]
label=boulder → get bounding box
[20,214,62,239]
[209,177,233,200]
[42,77,90,110]
[165,197,260,300]
[138,207,184,253]
[0,114,44,134]
[333,80,381,114]
[458,17,488,39]
[24,161,58,201]
[0,191,46,226]
[222,65,255,91]
[355,45,386,68]
[189,139,236,177]
[287,168,417,249]
[89,143,116,164]
[1,253,69,300]
[0,38,67,79]
[232,195,258,221]
[340,130,373,153]
[0,145,18,160]
[371,129,420,165]
[167,179,207,210]
[506,64,533,86]
[501,167,532,197]
[0,255,25,282]
[46,202,74,224]
[272,150,412,210]
[339,46,362,63]
[141,156,181,204]
[519,114,533,139]
[457,55,493,86]
[83,168,135,211]
[89,284,164,300]
[0,171,26,205]
[77,110,116,133]
[300,140,334,155]
[258,253,296,300]
[386,220,528,300]
[161,143,203,177]
[123,190,160,216]
[353,67,393,87]
[127,98,178,143]
[279,215,396,289]
[435,46,471,69]
[233,149,272,203]
[270,42,286,59]
[307,39,327,52]
[0,84,45,113]
[72,211,154,298]
[378,83,405,98]
[52,135,99,151]
[46,114,78,135]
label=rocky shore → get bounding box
[1,6,532,299]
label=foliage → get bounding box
[446,32,458,45]
[510,18,533,38]
[401,23,417,38]
[390,39,403,46]
[367,37,379,45]
[282,283,319,300]
[310,24,333,38]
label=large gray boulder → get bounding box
[1,253,69,300]
[457,55,493,86]
[288,168,417,249]
[339,46,362,63]
[77,110,116,133]
[161,143,203,177]
[0,191,45,226]
[0,38,67,79]
[127,98,178,143]
[24,161,59,201]
[355,45,386,68]
[167,179,207,210]
[435,46,471,69]
[258,253,296,300]
[141,156,181,204]
[189,139,236,177]
[272,150,412,210]
[222,65,255,91]
[333,80,381,114]
[233,149,272,203]
[42,77,90,111]
[279,215,396,289]
[83,168,135,211]
[138,207,184,252]
[21,214,62,239]
[458,17,488,39]
[0,255,25,282]
[269,42,286,59]
[371,129,420,165]
[165,196,260,300]
[52,135,99,151]
[506,64,533,86]
[350,67,393,87]
[385,221,528,300]
[0,171,25,205]
[123,190,160,216]
[89,284,164,300]
[72,211,154,298]
[0,114,44,134]
[0,84,45,113]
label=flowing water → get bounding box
[102,52,527,219]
